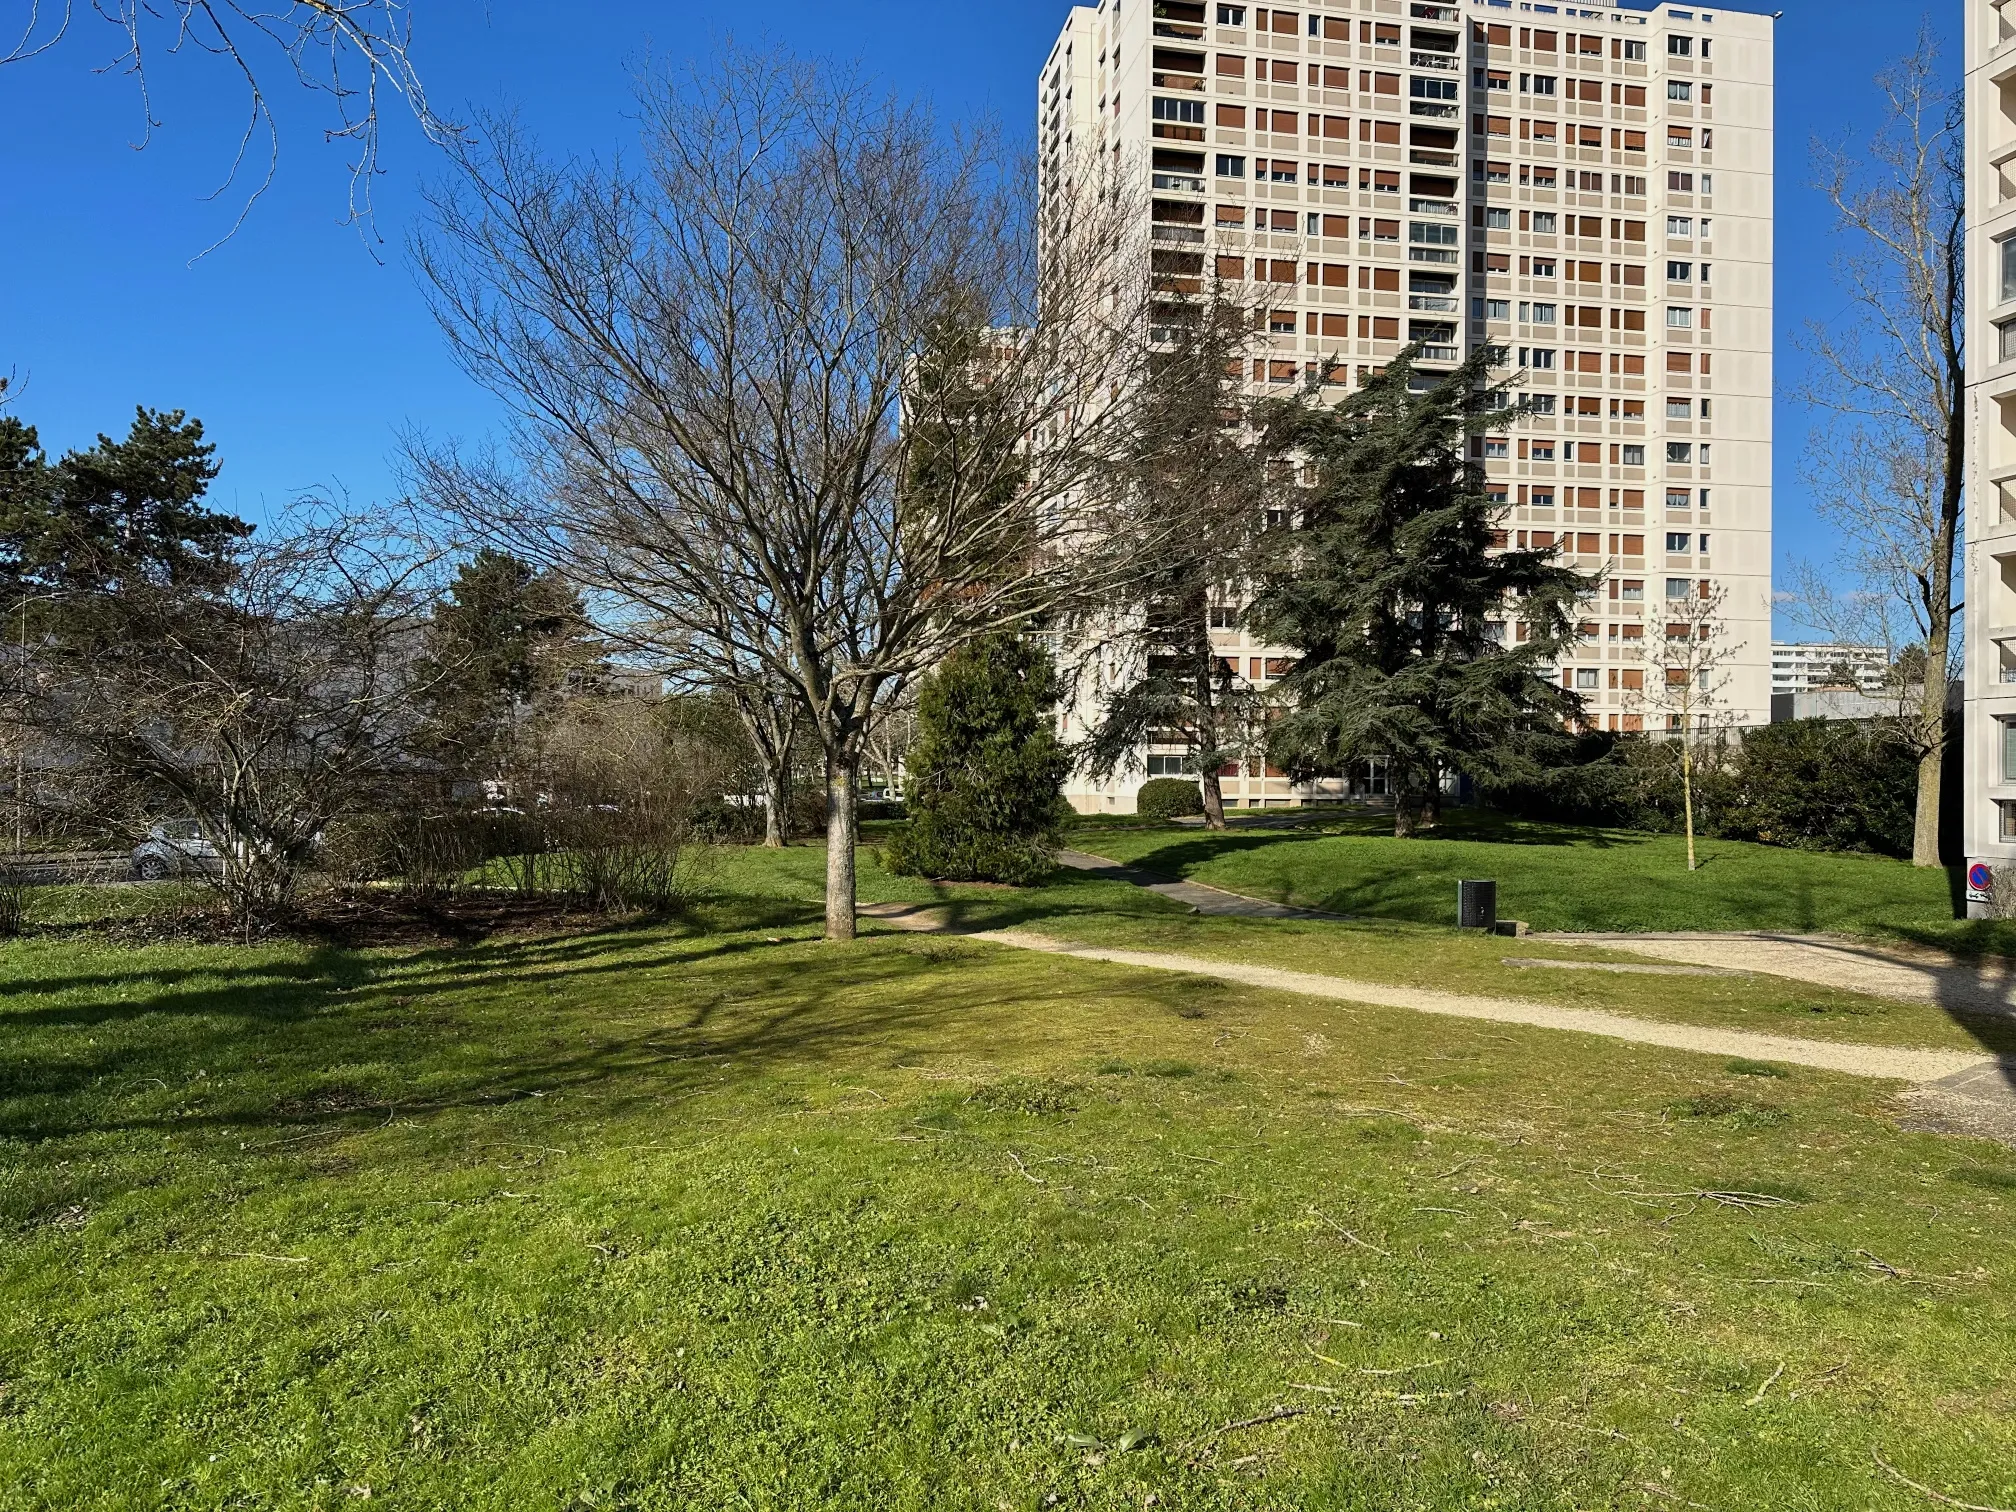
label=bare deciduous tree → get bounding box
[3,515,443,920]
[1797,35,1963,867]
[1628,581,1735,872]
[1075,279,1272,830]
[3,0,452,244]
[408,52,1162,940]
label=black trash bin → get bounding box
[1457,879,1497,931]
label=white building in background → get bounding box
[1040,0,1775,814]
[1965,0,2016,908]
[1770,641,1888,696]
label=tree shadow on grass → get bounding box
[0,920,1124,1163]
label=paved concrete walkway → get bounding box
[858,902,2002,1087]
[1056,849,1345,920]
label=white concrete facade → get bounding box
[1965,0,2016,904]
[1041,0,1774,814]
[1770,641,1888,696]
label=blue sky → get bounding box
[0,1,1961,639]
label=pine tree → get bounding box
[0,409,249,602]
[1249,349,1594,836]
[881,633,1071,885]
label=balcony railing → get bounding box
[1152,172,1206,193]
[1408,247,1459,264]
[1153,20,1204,37]
[1419,344,1460,361]
[1410,3,1459,18]
[1410,52,1459,69]
[1408,197,1456,216]
[1409,149,1457,166]
[1151,224,1206,243]
[1408,101,1459,119]
[1408,294,1458,311]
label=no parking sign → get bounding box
[1968,861,1995,904]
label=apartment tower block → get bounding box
[1040,0,1774,813]
[1964,0,2016,907]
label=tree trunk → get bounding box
[1200,766,1228,830]
[1393,788,1418,838]
[823,747,860,941]
[1913,436,1960,868]
[1681,736,1698,873]
[1419,772,1442,832]
[761,761,789,848]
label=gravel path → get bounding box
[1534,931,2016,1018]
[1055,849,1344,920]
[858,903,1997,1085]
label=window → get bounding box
[1666,261,1692,282]
[1153,97,1206,124]
[1699,174,1713,196]
[1666,307,1692,328]
[1666,488,1692,508]
[1531,258,1556,277]
[1530,440,1556,460]
[1666,399,1691,419]
[2002,801,2016,841]
[1218,1,1247,19]
[1667,80,1692,101]
[1698,534,1710,556]
[1621,580,1645,601]
[1484,298,1509,320]
[2001,320,2016,364]
[1574,668,1599,689]
[1264,160,1298,182]
[1666,532,1691,552]
[1668,172,1694,194]
[1667,216,1693,237]
[1665,578,1691,599]
[1216,155,1246,178]
[1622,40,1646,60]
[1483,438,1509,459]
[1530,302,1557,324]
[1478,69,1510,91]
[1410,222,1458,245]
[1668,34,1693,55]
[1209,605,1242,628]
[1523,348,1557,370]
[1532,212,1558,234]
[1619,175,1648,196]
[2002,238,2016,304]
[1485,207,1510,229]
[1622,444,1645,466]
[1523,393,1557,415]
[1145,755,1193,776]
[1410,77,1458,100]
[2002,719,2016,783]
[1666,442,1693,463]
[1528,74,1557,96]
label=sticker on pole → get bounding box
[1968,862,1995,902]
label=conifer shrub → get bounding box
[880,634,1071,885]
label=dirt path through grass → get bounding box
[860,903,1999,1084]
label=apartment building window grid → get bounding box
[1046,0,1770,808]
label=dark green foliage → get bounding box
[0,409,250,603]
[418,549,600,777]
[1715,719,1919,857]
[1135,777,1205,821]
[1483,719,1919,859]
[1249,350,1595,833]
[881,634,1071,885]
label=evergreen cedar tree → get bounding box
[0,409,251,605]
[882,633,1072,886]
[417,548,601,778]
[1248,347,1594,836]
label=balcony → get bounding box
[1408,294,1458,311]
[1408,197,1456,216]
[1152,224,1206,244]
[1409,149,1457,167]
[1418,345,1460,361]
[1408,247,1459,264]
[1152,172,1205,193]
[1153,20,1204,38]
[1408,102,1458,119]
[1410,51,1459,71]
[1410,2,1459,17]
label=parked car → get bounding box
[131,820,223,881]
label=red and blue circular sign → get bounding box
[1970,862,1994,892]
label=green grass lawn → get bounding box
[1066,810,2006,951]
[5,851,2016,1509]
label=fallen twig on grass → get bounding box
[1309,1206,1392,1257]
[1005,1151,1045,1186]
[1744,1363,1783,1406]
[1873,1450,2016,1512]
